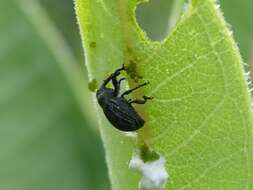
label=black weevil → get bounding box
[96,65,152,131]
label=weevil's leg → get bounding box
[121,82,149,98]
[113,64,125,76]
[127,98,132,103]
[112,76,120,96]
[112,77,126,96]
[102,64,125,87]
[129,96,153,104]
[119,77,126,85]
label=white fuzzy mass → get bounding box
[129,153,169,190]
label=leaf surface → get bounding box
[76,0,253,189]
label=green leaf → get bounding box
[0,0,110,189]
[76,0,253,189]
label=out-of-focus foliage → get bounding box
[0,0,110,190]
[221,0,253,62]
[40,0,84,64]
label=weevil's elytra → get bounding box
[96,65,153,131]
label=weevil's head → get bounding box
[96,86,114,106]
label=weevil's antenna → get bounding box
[102,65,125,87]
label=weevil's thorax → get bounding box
[96,86,115,107]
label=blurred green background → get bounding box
[0,0,252,190]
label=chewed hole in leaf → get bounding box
[135,0,185,41]
[135,0,173,41]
